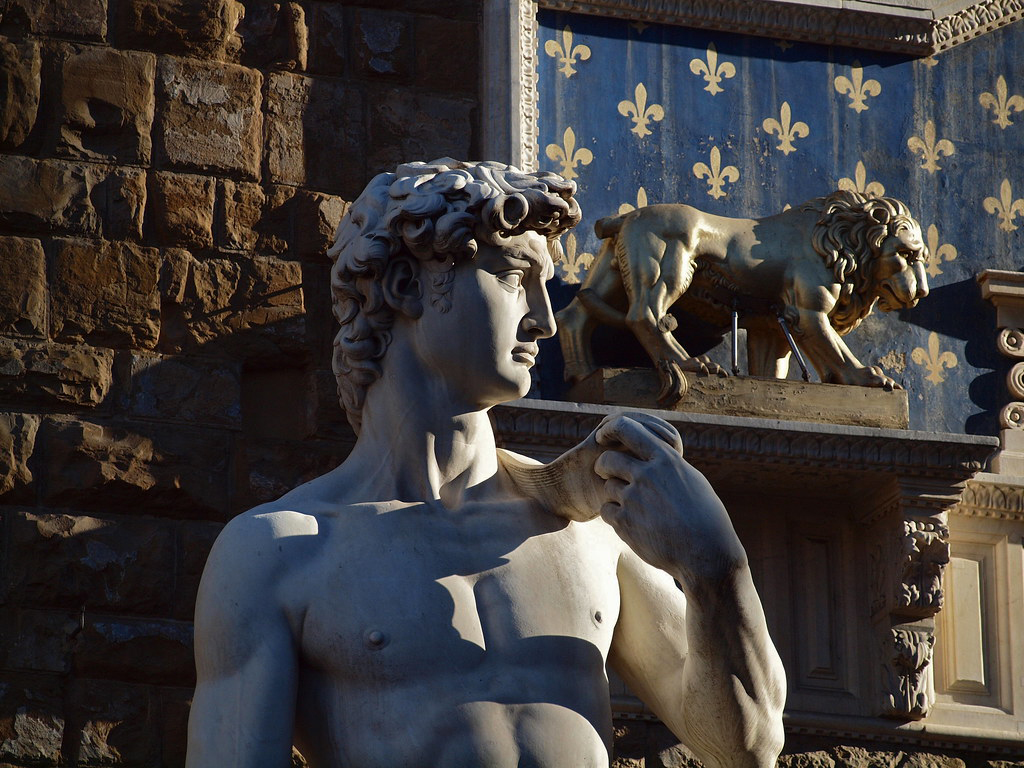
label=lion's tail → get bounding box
[594,213,626,240]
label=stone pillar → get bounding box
[978,269,1024,475]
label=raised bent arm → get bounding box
[186,513,303,768]
[596,414,786,767]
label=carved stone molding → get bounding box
[957,472,1024,520]
[880,625,935,720]
[979,270,1024,474]
[898,519,949,615]
[536,0,1024,55]
[995,327,1024,358]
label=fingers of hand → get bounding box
[624,413,684,455]
[594,448,639,481]
[603,476,628,504]
[596,414,679,459]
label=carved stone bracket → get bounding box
[979,270,1024,474]
[880,624,935,720]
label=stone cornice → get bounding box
[536,0,1024,55]
[957,471,1024,519]
[493,399,997,479]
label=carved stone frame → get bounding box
[479,0,1024,169]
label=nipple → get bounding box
[364,629,389,650]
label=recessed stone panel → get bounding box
[0,37,41,148]
[155,55,262,178]
[56,45,155,163]
[49,238,161,349]
[0,236,45,336]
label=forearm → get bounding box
[672,563,786,768]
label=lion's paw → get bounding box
[655,359,690,405]
[849,365,902,390]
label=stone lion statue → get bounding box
[556,190,930,404]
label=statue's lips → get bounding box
[512,346,538,365]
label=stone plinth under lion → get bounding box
[185,159,786,768]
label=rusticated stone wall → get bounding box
[0,0,478,764]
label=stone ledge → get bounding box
[568,367,909,430]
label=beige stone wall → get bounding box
[0,0,478,763]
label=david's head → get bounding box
[328,159,581,432]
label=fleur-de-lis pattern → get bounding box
[693,146,739,199]
[983,179,1024,232]
[689,42,735,95]
[979,76,1024,129]
[544,126,592,181]
[834,61,881,112]
[544,26,591,78]
[923,224,957,279]
[838,161,885,197]
[907,120,955,173]
[557,232,595,284]
[912,332,958,385]
[537,10,1024,433]
[762,102,809,155]
[618,187,649,214]
[618,83,665,138]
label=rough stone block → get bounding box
[306,3,346,75]
[117,0,244,59]
[367,88,473,176]
[310,368,354,442]
[40,418,230,516]
[0,412,39,500]
[0,675,65,764]
[49,237,160,349]
[91,166,147,241]
[158,688,193,768]
[352,9,411,79]
[56,45,155,163]
[0,236,45,336]
[177,519,221,619]
[0,609,78,674]
[0,37,41,148]
[258,185,347,258]
[0,341,114,407]
[240,438,349,509]
[264,72,365,196]
[130,353,240,426]
[415,16,479,95]
[217,179,264,251]
[238,1,307,71]
[146,171,214,249]
[3,0,107,40]
[0,155,99,235]
[74,616,194,685]
[155,56,262,178]
[6,510,176,611]
[66,680,157,766]
[171,255,306,360]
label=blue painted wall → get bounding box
[536,10,1024,435]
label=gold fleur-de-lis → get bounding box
[919,54,939,68]
[618,83,664,138]
[693,146,739,200]
[762,101,809,155]
[689,42,735,95]
[979,76,1024,129]
[838,161,885,197]
[618,187,649,214]
[544,26,591,78]
[923,224,957,279]
[834,61,881,113]
[558,232,594,284]
[983,179,1024,232]
[912,332,958,385]
[907,120,955,173]
[544,126,593,181]
[630,20,649,34]
[774,39,793,51]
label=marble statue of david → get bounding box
[186,159,786,768]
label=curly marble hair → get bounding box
[327,158,581,432]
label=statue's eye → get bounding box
[497,271,525,290]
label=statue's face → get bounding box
[411,230,556,408]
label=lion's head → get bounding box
[804,190,930,335]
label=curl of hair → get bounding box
[327,159,581,432]
[803,189,915,335]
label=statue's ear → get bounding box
[382,256,424,319]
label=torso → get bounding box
[265,485,626,768]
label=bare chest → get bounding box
[294,503,622,688]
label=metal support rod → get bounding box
[731,303,740,376]
[776,311,811,382]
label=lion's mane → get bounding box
[803,190,918,335]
